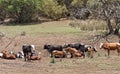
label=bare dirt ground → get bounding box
[0,34,120,74]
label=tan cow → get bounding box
[100,43,120,56]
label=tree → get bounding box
[0,0,42,23]
[99,0,120,36]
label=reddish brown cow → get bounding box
[64,47,79,58]
[30,55,41,60]
[64,47,78,53]
[2,51,16,59]
[73,51,84,58]
[52,50,66,58]
[100,43,120,56]
[30,52,42,60]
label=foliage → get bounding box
[41,0,68,20]
[0,0,42,23]
[71,0,84,7]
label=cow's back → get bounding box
[104,43,118,50]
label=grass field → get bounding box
[0,20,109,37]
[0,20,120,74]
[0,20,81,36]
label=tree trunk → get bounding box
[114,17,120,35]
[106,18,114,34]
[114,24,120,35]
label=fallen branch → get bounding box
[4,35,18,49]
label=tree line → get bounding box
[0,0,120,36]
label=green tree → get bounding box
[0,0,42,23]
[41,0,68,20]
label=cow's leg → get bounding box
[51,53,53,58]
[26,53,30,61]
[90,51,94,58]
[117,49,120,56]
[28,53,31,61]
[70,53,73,58]
[24,54,27,61]
[82,52,85,58]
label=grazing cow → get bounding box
[43,44,63,57]
[22,44,36,61]
[100,43,120,56]
[1,51,16,59]
[52,50,66,58]
[86,46,97,58]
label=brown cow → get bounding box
[64,47,79,58]
[100,43,120,56]
[30,52,42,60]
[52,50,66,58]
[30,55,41,60]
[87,47,97,58]
[2,51,16,59]
[73,51,84,58]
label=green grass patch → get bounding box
[0,21,81,36]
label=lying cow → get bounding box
[100,43,120,56]
[16,51,24,58]
[52,50,66,58]
[1,50,16,59]
[63,43,97,58]
[73,51,84,58]
[30,52,42,60]
[43,44,63,57]
[64,47,85,58]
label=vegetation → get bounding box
[0,0,119,36]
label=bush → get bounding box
[41,0,68,20]
[0,0,41,23]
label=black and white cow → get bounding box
[22,44,35,61]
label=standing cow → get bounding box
[100,43,120,56]
[43,44,63,57]
[22,44,35,61]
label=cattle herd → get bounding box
[0,42,120,62]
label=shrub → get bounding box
[41,0,68,20]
